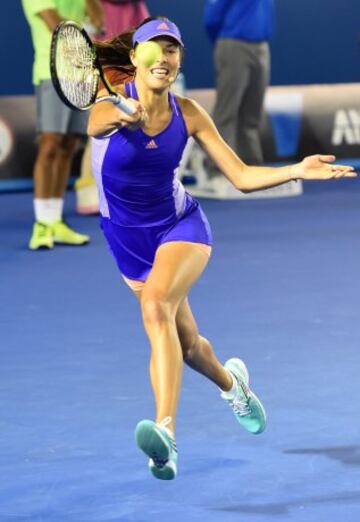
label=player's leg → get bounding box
[126,288,232,420]
[123,277,162,408]
[140,241,210,432]
[176,297,231,387]
[133,241,209,479]
[126,266,265,481]
[176,298,267,436]
[129,280,266,434]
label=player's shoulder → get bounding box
[175,95,206,117]
[175,95,213,136]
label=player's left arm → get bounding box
[181,98,356,192]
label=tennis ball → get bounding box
[135,41,162,67]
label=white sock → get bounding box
[220,371,237,398]
[34,198,55,225]
[50,198,64,223]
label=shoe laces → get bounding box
[37,223,49,237]
[53,220,67,230]
[229,380,251,417]
[152,417,177,468]
[158,416,173,431]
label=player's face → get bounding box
[136,38,182,90]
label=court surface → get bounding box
[1,179,360,522]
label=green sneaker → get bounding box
[29,222,53,250]
[52,221,90,246]
[221,358,266,434]
[135,417,178,480]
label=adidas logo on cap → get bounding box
[157,22,170,30]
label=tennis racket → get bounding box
[50,21,135,114]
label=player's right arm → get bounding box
[87,87,146,137]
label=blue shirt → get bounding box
[204,0,273,43]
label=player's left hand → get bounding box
[292,155,357,180]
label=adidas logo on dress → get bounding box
[145,139,158,149]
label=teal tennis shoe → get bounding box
[135,417,177,480]
[221,358,266,434]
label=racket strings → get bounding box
[56,25,98,109]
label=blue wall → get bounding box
[1,0,360,95]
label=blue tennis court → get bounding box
[1,180,360,522]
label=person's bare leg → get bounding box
[131,291,233,406]
[176,298,233,391]
[33,133,78,199]
[52,135,79,197]
[140,242,210,434]
[33,133,63,199]
[131,288,162,420]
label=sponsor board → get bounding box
[189,84,360,162]
[1,85,359,186]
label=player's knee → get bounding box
[185,334,212,362]
[182,334,200,362]
[141,294,174,327]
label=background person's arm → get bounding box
[37,9,63,32]
[86,0,104,33]
[203,0,232,42]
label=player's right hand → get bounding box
[116,99,148,130]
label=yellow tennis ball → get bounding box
[135,41,162,67]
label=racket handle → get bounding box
[96,94,136,115]
[113,95,136,115]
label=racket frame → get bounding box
[50,21,133,113]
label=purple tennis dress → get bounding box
[91,81,212,281]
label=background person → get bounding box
[22,0,103,250]
[204,0,273,166]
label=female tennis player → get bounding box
[88,17,356,480]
